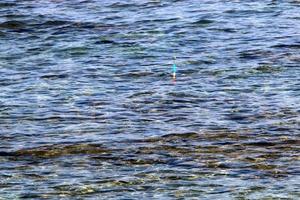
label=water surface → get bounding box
[0,0,299,199]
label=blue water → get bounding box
[0,0,299,199]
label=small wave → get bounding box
[0,20,24,29]
[271,43,300,49]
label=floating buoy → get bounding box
[172,57,177,80]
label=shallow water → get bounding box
[0,0,299,199]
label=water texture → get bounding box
[0,0,299,199]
